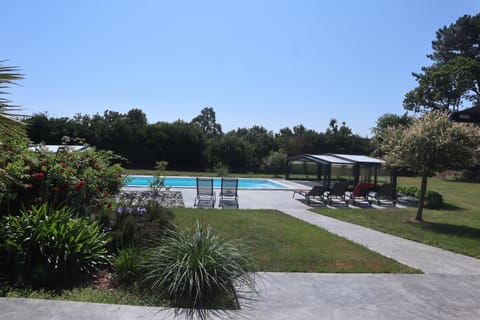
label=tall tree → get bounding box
[191,107,222,138]
[404,14,480,112]
[377,111,480,221]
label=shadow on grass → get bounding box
[408,220,480,240]
[438,203,463,211]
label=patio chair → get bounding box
[194,177,216,208]
[292,185,328,205]
[219,178,239,208]
[369,183,396,206]
[348,182,374,206]
[324,181,349,206]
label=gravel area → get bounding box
[116,190,185,208]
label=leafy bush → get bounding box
[0,144,124,216]
[149,161,169,193]
[112,248,144,286]
[424,190,444,209]
[397,185,420,197]
[139,221,256,320]
[1,204,110,288]
[100,200,175,251]
[261,150,288,175]
[397,185,444,209]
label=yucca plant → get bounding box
[139,221,256,320]
[1,204,111,287]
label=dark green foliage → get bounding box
[26,108,373,172]
[424,190,444,209]
[397,185,444,209]
[0,204,110,288]
[112,248,144,286]
[404,14,480,112]
[101,200,175,251]
[397,185,420,197]
[139,221,256,320]
[261,150,288,175]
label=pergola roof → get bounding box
[288,153,383,165]
[28,145,90,153]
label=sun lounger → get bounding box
[369,183,396,206]
[324,181,348,205]
[293,185,328,205]
[348,182,374,206]
[219,178,239,208]
[194,177,216,208]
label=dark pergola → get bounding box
[449,105,480,123]
[286,153,394,189]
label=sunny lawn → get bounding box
[312,177,480,259]
[173,208,418,273]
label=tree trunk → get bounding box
[416,174,428,221]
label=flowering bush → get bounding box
[98,200,175,252]
[0,144,125,216]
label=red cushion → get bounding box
[352,182,374,197]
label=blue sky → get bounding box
[3,1,480,137]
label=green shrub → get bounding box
[112,248,144,286]
[397,185,444,209]
[139,221,256,320]
[261,150,288,175]
[101,200,175,251]
[424,190,444,209]
[1,204,110,288]
[0,145,124,216]
[149,161,169,193]
[397,185,420,197]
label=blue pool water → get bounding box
[126,176,288,189]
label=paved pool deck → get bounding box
[2,185,480,320]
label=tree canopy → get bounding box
[404,14,480,112]
[377,111,480,221]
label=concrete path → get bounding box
[2,187,480,319]
[281,208,480,275]
[2,273,480,320]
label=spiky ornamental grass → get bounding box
[139,220,257,320]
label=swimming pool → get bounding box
[125,176,289,189]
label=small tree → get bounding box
[378,111,480,221]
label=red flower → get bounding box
[107,203,112,209]
[104,191,109,196]
[75,180,86,190]
[34,173,44,180]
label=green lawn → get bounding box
[312,177,480,258]
[173,208,418,273]
[4,287,162,307]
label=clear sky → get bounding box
[3,1,480,137]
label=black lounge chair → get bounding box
[293,185,328,205]
[194,177,216,208]
[369,183,396,206]
[219,178,239,208]
[324,181,349,206]
[348,182,374,206]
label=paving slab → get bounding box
[2,273,480,320]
